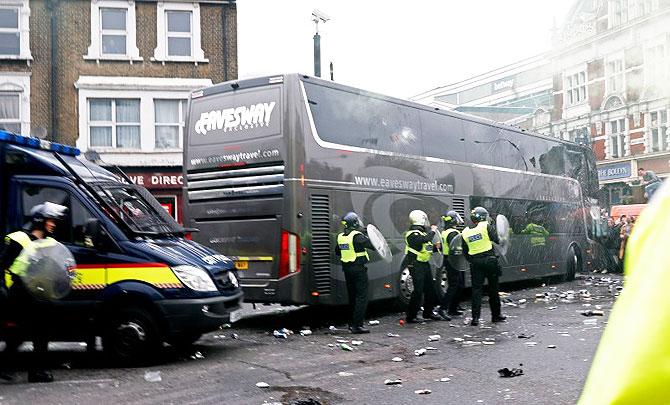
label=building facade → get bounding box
[0,0,237,223]
[413,0,670,208]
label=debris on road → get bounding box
[453,337,465,342]
[231,333,239,340]
[190,351,204,360]
[339,343,354,352]
[425,346,438,351]
[368,320,380,325]
[581,310,605,317]
[336,339,349,344]
[524,342,538,347]
[384,379,402,385]
[415,389,432,395]
[351,340,363,346]
[144,371,162,383]
[337,372,354,377]
[498,365,524,378]
[256,382,270,388]
[428,334,441,342]
[391,357,403,362]
[328,326,337,334]
[435,377,451,382]
[547,345,557,349]
[300,329,313,336]
[517,333,534,339]
[387,333,400,338]
[482,341,495,345]
[273,330,288,339]
[414,348,427,356]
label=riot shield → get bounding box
[19,240,76,300]
[430,231,443,269]
[447,234,469,271]
[495,214,511,257]
[367,224,393,263]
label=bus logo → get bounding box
[194,102,276,135]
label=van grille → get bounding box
[452,197,466,230]
[310,195,331,294]
[186,164,284,201]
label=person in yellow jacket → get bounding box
[579,180,670,404]
[0,202,67,383]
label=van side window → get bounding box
[21,186,99,248]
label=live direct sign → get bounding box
[127,172,184,189]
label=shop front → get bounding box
[597,161,635,207]
[123,168,184,225]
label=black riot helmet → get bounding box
[470,206,489,224]
[442,210,463,228]
[342,212,363,230]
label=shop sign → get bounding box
[126,172,184,189]
[598,161,632,181]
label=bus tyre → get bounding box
[395,267,413,310]
[565,247,581,282]
[103,307,161,365]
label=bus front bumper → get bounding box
[156,291,244,337]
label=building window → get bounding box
[85,1,141,61]
[650,110,668,152]
[88,98,141,149]
[153,2,207,63]
[629,0,659,18]
[609,0,629,28]
[154,99,186,149]
[606,59,625,94]
[0,92,20,133]
[565,72,587,106]
[569,127,590,144]
[645,43,667,91]
[0,1,30,60]
[608,118,627,158]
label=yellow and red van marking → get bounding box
[72,263,183,290]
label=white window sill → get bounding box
[0,54,33,61]
[153,148,183,152]
[150,56,209,64]
[89,147,144,153]
[84,55,144,63]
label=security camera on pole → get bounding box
[311,9,330,78]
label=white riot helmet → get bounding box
[409,210,429,227]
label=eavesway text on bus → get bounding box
[194,102,276,135]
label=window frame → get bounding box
[153,1,207,63]
[644,42,667,92]
[153,98,186,150]
[607,118,627,159]
[564,71,587,107]
[99,7,128,57]
[608,0,629,29]
[87,98,141,150]
[0,72,30,134]
[84,0,141,62]
[605,56,625,95]
[0,91,21,133]
[165,10,193,58]
[0,1,31,61]
[649,110,669,152]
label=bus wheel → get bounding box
[103,307,161,365]
[396,268,414,309]
[565,246,581,282]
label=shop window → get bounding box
[154,99,186,149]
[565,72,587,106]
[0,92,20,133]
[650,110,668,152]
[153,2,207,63]
[608,118,627,158]
[88,98,141,149]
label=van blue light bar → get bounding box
[0,130,80,156]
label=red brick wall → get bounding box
[593,139,606,160]
[629,131,645,155]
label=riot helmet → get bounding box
[442,210,463,227]
[342,212,363,230]
[30,202,68,233]
[409,210,429,228]
[470,206,489,224]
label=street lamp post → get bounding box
[311,9,330,78]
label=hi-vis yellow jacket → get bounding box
[579,180,670,404]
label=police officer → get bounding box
[0,202,67,383]
[335,212,374,334]
[462,207,506,326]
[403,210,446,323]
[437,211,464,319]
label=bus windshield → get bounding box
[94,184,181,235]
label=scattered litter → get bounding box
[339,343,354,351]
[560,333,571,337]
[62,362,71,370]
[462,341,482,347]
[425,346,438,351]
[336,339,350,344]
[547,345,557,349]
[518,299,527,304]
[327,343,335,348]
[190,351,204,360]
[300,329,313,336]
[525,342,538,347]
[581,310,604,317]
[517,333,534,339]
[498,365,524,378]
[428,335,441,342]
[392,357,403,362]
[328,326,337,334]
[256,382,270,388]
[435,377,451,382]
[231,333,239,340]
[337,371,354,377]
[547,306,558,310]
[453,337,465,342]
[368,320,380,325]
[583,319,598,325]
[221,323,232,329]
[387,333,400,338]
[144,371,162,383]
[414,348,427,356]
[482,341,495,345]
[351,340,363,346]
[399,319,405,326]
[384,379,402,385]
[415,389,432,395]
[273,330,288,339]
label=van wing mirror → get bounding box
[83,218,107,250]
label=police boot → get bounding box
[492,315,507,323]
[28,370,53,383]
[436,309,452,321]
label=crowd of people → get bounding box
[597,210,637,273]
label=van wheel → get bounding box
[395,268,413,310]
[564,246,581,282]
[103,307,161,365]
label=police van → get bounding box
[0,131,243,363]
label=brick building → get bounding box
[0,0,237,222]
[413,0,670,207]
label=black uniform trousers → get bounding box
[440,260,464,313]
[407,261,439,320]
[470,256,502,321]
[343,265,368,328]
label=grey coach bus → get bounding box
[183,74,601,306]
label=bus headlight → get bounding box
[172,265,217,292]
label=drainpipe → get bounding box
[222,5,229,81]
[46,0,59,142]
